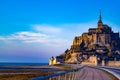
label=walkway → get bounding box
[75,66,117,80]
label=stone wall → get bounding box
[49,57,64,65]
[81,56,97,66]
[108,61,120,66]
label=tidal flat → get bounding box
[0,66,58,80]
[0,64,73,80]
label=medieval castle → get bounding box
[49,12,120,66]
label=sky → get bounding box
[0,0,120,63]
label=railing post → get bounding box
[49,77,51,80]
[58,75,61,80]
[72,72,75,80]
[71,72,73,80]
[69,72,72,80]
[64,73,67,80]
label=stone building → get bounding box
[65,12,120,65]
[49,56,64,65]
[71,13,117,53]
[50,12,120,66]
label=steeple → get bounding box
[98,10,103,28]
[99,11,102,21]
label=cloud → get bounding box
[12,32,49,43]
[0,22,97,47]
[0,32,47,42]
[0,22,99,55]
[0,31,70,47]
[32,24,62,34]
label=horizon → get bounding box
[0,0,120,63]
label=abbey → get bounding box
[71,12,120,56]
[49,12,120,66]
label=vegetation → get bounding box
[0,64,74,80]
[0,70,54,80]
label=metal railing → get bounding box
[30,65,84,80]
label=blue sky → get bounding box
[0,0,120,63]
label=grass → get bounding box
[0,64,73,80]
[0,70,54,80]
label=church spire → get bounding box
[98,10,103,28]
[98,10,102,23]
[99,10,102,21]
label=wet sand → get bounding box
[0,65,63,80]
[0,64,73,80]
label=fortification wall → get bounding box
[108,61,120,66]
[81,61,97,66]
[81,56,97,66]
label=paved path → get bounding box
[105,67,120,74]
[75,66,117,80]
[102,67,120,79]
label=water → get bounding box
[0,63,49,70]
[0,63,48,66]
